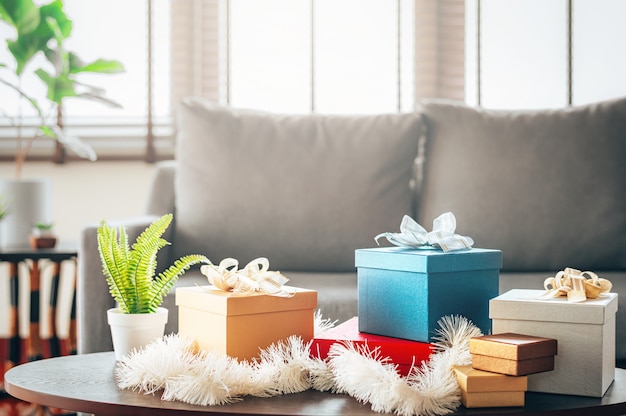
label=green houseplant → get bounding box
[97,213,209,359]
[0,0,124,248]
[0,0,125,178]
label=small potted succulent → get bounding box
[97,213,209,359]
[29,221,57,249]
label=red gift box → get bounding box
[310,317,433,375]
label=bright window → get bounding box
[466,0,626,109]
[229,0,311,113]
[227,0,415,114]
[1,0,171,120]
[0,0,171,158]
[572,0,626,105]
[8,1,624,160]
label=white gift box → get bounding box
[490,289,618,397]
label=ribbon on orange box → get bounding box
[540,267,612,303]
[375,212,474,252]
[200,257,294,297]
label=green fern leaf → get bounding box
[97,221,132,313]
[126,214,172,313]
[133,237,169,313]
[127,215,171,273]
[146,254,210,313]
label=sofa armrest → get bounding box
[77,215,167,354]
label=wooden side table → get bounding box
[0,244,78,390]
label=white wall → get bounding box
[0,160,157,244]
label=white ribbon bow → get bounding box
[375,212,474,252]
[200,257,294,297]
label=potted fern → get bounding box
[97,213,209,360]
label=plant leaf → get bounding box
[71,57,125,74]
[7,34,45,75]
[39,125,55,139]
[4,0,63,75]
[39,0,71,40]
[147,254,210,313]
[127,214,173,313]
[51,125,97,161]
[0,0,40,35]
[97,221,131,313]
[76,92,123,108]
[35,68,77,103]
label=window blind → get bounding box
[170,0,221,117]
[169,0,466,115]
[414,0,466,102]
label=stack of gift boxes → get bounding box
[352,245,618,405]
[173,229,618,408]
[489,288,617,398]
[312,246,505,379]
[453,333,557,407]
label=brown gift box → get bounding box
[469,333,557,376]
[470,333,558,360]
[453,365,527,408]
[471,354,555,376]
[176,285,317,361]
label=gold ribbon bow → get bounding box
[200,257,294,297]
[540,267,612,303]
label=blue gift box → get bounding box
[356,247,502,342]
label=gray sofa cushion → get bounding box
[174,98,423,271]
[419,97,626,271]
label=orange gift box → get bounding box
[453,365,527,408]
[176,285,317,361]
[310,317,433,375]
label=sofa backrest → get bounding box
[418,97,626,272]
[172,98,424,272]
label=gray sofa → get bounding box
[78,97,626,360]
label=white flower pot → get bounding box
[0,179,52,248]
[107,307,168,360]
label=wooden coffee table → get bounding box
[5,352,626,416]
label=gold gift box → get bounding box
[176,285,317,361]
[453,365,527,408]
[469,333,557,376]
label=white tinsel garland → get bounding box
[115,315,482,416]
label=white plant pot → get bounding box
[0,179,52,248]
[107,307,168,360]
